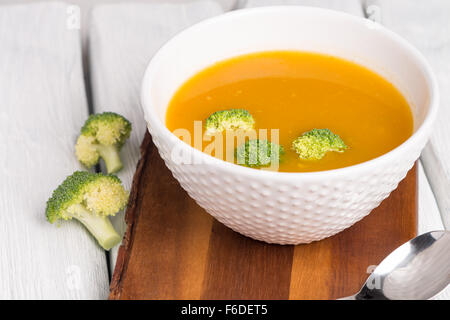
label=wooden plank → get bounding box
[88,1,224,272]
[110,132,417,300]
[0,3,109,299]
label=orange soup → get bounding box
[166,51,413,172]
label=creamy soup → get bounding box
[166,51,413,172]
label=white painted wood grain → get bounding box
[418,163,444,234]
[0,0,239,51]
[0,3,109,299]
[0,0,239,11]
[88,1,224,271]
[418,162,450,300]
[368,0,450,232]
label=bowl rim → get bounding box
[141,6,439,180]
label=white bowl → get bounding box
[141,6,438,244]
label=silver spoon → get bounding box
[340,230,450,300]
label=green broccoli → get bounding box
[236,139,284,167]
[46,171,129,250]
[75,112,132,174]
[292,128,347,160]
[205,109,255,135]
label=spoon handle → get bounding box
[337,295,357,300]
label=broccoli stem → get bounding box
[73,205,121,250]
[96,144,123,174]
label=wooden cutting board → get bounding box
[109,132,417,300]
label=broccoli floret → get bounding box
[46,171,129,250]
[205,109,255,135]
[236,139,284,167]
[75,112,132,174]
[292,128,347,160]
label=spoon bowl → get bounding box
[341,231,450,300]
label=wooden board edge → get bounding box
[109,132,152,299]
[414,162,419,235]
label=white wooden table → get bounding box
[0,0,448,299]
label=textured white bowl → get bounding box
[141,6,438,244]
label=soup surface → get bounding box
[166,51,413,172]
